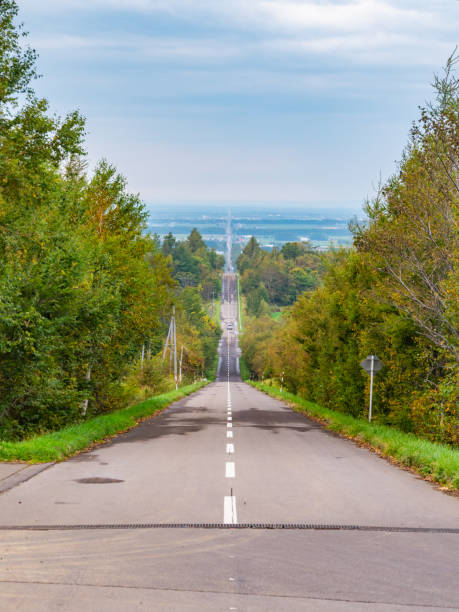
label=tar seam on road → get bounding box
[1,579,455,610]
[0,523,457,532]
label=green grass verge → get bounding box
[271,311,282,321]
[237,274,243,330]
[214,299,221,326]
[250,382,459,491]
[0,382,208,464]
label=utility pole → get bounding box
[172,306,177,389]
[179,345,184,384]
[141,343,145,369]
[162,306,178,390]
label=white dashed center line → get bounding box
[224,496,237,524]
[223,295,239,525]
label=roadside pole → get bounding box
[162,306,178,389]
[369,355,374,422]
[173,306,177,390]
[179,345,184,384]
[360,354,383,423]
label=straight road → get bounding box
[0,273,458,610]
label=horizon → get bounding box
[145,202,363,216]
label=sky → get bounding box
[16,0,459,213]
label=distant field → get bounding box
[147,205,355,252]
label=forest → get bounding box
[237,238,325,316]
[239,55,459,446]
[0,1,221,440]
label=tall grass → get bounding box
[0,382,207,463]
[251,382,459,491]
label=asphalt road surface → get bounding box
[0,273,458,611]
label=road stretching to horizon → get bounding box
[0,253,458,609]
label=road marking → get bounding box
[228,416,232,421]
[227,422,232,428]
[227,430,233,438]
[227,443,234,453]
[225,462,235,478]
[223,496,237,524]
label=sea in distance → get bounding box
[146,204,360,255]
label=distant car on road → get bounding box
[227,323,233,330]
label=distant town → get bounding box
[147,205,356,256]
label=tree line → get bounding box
[237,238,325,316]
[239,55,459,446]
[0,1,222,440]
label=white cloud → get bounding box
[31,34,246,62]
[20,0,457,69]
[18,0,450,31]
[258,0,435,31]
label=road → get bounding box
[0,272,458,610]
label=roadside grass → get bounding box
[239,357,251,381]
[237,274,243,330]
[0,382,207,464]
[271,311,282,321]
[250,382,459,491]
[207,352,219,381]
[214,299,221,326]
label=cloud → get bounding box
[31,34,247,62]
[21,0,457,70]
[18,0,448,31]
[258,0,435,31]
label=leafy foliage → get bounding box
[0,3,218,439]
[237,237,324,316]
[239,56,459,446]
[161,229,224,378]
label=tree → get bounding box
[187,228,206,254]
[353,52,459,361]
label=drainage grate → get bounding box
[0,523,457,533]
[75,478,124,484]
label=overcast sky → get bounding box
[16,1,459,212]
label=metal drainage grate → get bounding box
[0,523,457,533]
[75,478,124,484]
